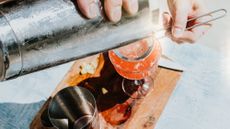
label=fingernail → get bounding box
[88,2,98,18]
[173,28,183,37]
[130,0,138,15]
[111,6,122,22]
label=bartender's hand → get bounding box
[163,0,211,43]
[76,0,138,23]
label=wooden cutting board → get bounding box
[30,53,182,129]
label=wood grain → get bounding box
[30,54,182,129]
[51,54,104,97]
[123,68,181,129]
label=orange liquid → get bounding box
[109,39,161,80]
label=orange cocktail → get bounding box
[109,38,161,80]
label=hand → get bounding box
[163,0,211,43]
[76,0,139,23]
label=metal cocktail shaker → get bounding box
[0,0,156,81]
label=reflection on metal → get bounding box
[48,86,100,129]
[0,0,156,81]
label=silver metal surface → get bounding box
[0,11,21,80]
[48,86,99,129]
[0,0,155,81]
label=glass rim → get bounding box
[113,36,155,62]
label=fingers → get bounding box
[185,24,211,43]
[77,0,139,23]
[172,1,191,38]
[76,0,98,19]
[123,0,139,15]
[172,7,211,44]
[166,0,212,44]
[104,0,122,23]
[162,11,211,44]
[169,24,211,44]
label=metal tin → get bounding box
[48,86,100,129]
[0,0,155,81]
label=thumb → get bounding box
[172,1,190,38]
[162,12,171,29]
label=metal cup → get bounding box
[48,86,100,129]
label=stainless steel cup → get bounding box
[48,86,100,129]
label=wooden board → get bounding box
[30,54,182,129]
